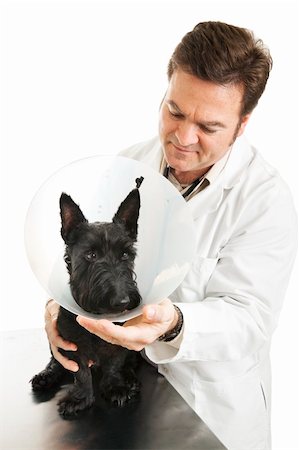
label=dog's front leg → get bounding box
[58,366,94,418]
[100,350,140,407]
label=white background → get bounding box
[1,0,298,449]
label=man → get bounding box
[45,22,297,449]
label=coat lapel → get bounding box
[187,136,255,220]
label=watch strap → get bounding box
[158,305,183,342]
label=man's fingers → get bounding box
[51,345,79,372]
[45,316,77,351]
[44,299,78,370]
[54,334,78,352]
[77,316,161,350]
[77,316,145,348]
[76,317,125,342]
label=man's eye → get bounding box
[169,109,183,119]
[85,251,97,261]
[201,126,217,135]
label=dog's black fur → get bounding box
[31,182,143,418]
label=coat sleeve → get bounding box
[145,177,298,364]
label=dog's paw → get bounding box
[58,393,95,419]
[103,379,140,407]
[30,369,60,391]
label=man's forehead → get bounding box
[166,71,244,119]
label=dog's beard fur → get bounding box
[69,249,141,314]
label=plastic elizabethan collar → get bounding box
[24,155,196,321]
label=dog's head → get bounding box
[59,182,143,314]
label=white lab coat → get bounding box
[121,135,297,450]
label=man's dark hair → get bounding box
[167,21,273,116]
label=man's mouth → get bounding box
[172,143,197,154]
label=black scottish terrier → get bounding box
[31,178,143,418]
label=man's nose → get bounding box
[175,123,198,147]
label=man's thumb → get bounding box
[144,304,171,323]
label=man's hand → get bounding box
[45,299,79,372]
[76,298,178,351]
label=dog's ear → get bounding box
[113,188,141,240]
[60,193,87,243]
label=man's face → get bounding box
[159,69,250,183]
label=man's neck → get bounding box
[170,167,211,185]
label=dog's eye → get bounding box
[85,251,97,261]
[121,252,129,261]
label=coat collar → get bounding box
[147,135,254,185]
[141,135,254,219]
[221,135,254,189]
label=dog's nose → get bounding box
[110,296,130,310]
[120,296,130,306]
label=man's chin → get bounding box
[165,152,198,171]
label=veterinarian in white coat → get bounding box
[47,22,297,450]
[118,133,297,450]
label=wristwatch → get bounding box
[158,305,184,342]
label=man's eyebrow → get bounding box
[167,100,184,114]
[166,100,226,128]
[200,120,226,129]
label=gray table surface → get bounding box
[0,328,227,450]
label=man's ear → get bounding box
[59,193,87,243]
[237,113,251,137]
[113,188,141,240]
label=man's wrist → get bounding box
[158,305,184,342]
